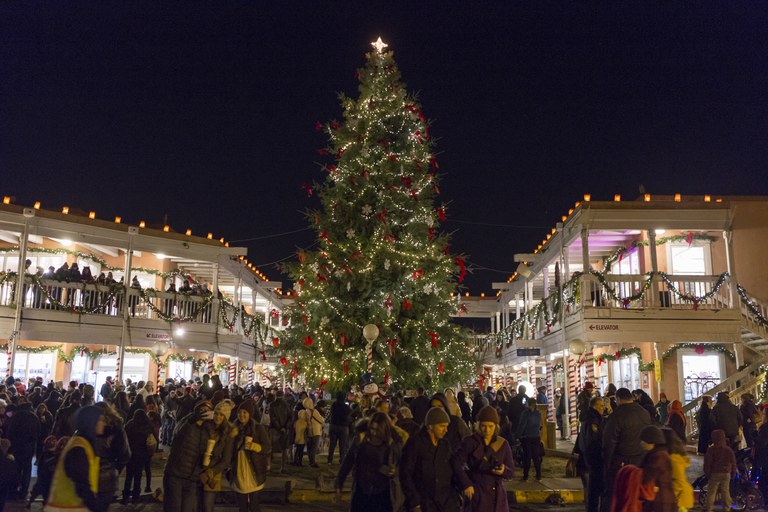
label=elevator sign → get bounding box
[587,324,620,331]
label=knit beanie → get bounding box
[424,407,450,426]
[640,425,666,445]
[237,398,256,419]
[476,405,500,424]
[214,399,235,420]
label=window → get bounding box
[669,243,710,275]
[614,249,640,275]
[71,354,92,385]
[168,360,192,382]
[612,356,640,391]
[12,351,56,384]
[681,353,722,404]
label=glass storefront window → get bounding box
[612,355,640,391]
[11,352,55,384]
[681,353,722,404]
[168,360,192,382]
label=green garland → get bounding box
[661,343,735,362]
[595,347,655,372]
[602,233,717,274]
[658,272,729,307]
[738,284,768,329]
[136,287,213,322]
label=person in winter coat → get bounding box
[703,429,737,512]
[739,393,758,448]
[457,392,472,426]
[710,392,742,451]
[293,399,309,466]
[7,400,41,499]
[576,382,595,419]
[337,412,405,512]
[401,407,461,512]
[430,392,470,451]
[662,428,694,512]
[28,436,58,507]
[452,406,515,512]
[516,397,543,481]
[201,399,236,512]
[696,396,713,455]
[579,396,605,512]
[53,391,81,436]
[302,397,324,468]
[753,407,768,497]
[410,387,432,426]
[267,390,291,473]
[639,425,676,512]
[93,402,131,509]
[506,386,528,434]
[633,390,658,422]
[37,403,55,460]
[44,390,62,417]
[231,399,271,512]
[601,387,652,512]
[328,391,351,464]
[395,407,421,439]
[123,410,157,503]
[655,393,670,426]
[667,400,686,443]
[163,400,214,512]
[45,406,107,512]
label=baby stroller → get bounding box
[693,472,764,511]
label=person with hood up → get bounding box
[633,389,658,422]
[638,425,676,512]
[710,392,742,451]
[0,438,19,511]
[666,400,686,443]
[6,399,41,500]
[45,406,107,512]
[401,407,461,512]
[395,407,421,439]
[740,393,758,448]
[516,397,543,481]
[201,399,236,512]
[703,429,737,512]
[451,406,515,512]
[231,399,271,512]
[696,396,714,455]
[28,435,59,507]
[579,396,605,512]
[302,397,324,468]
[123,409,157,504]
[163,400,214,512]
[328,391,351,465]
[662,428,694,512]
[430,392,470,451]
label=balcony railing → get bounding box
[492,271,732,357]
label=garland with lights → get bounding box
[136,287,212,322]
[493,271,731,358]
[601,233,717,274]
[738,284,768,329]
[661,343,735,362]
[594,347,655,372]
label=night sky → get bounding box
[2,3,767,294]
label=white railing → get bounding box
[0,277,215,324]
[739,287,768,342]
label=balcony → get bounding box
[0,275,272,356]
[492,271,741,359]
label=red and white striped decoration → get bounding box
[5,346,12,378]
[260,370,268,387]
[247,368,254,386]
[568,355,579,437]
[584,353,595,387]
[546,360,555,422]
[366,342,373,373]
[156,360,165,385]
[516,368,522,386]
[229,362,236,384]
[207,357,213,376]
[114,348,121,381]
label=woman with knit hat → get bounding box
[667,400,686,443]
[201,399,236,512]
[230,398,271,512]
[451,405,515,512]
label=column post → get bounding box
[118,229,137,383]
[724,229,738,308]
[648,229,659,307]
[581,227,590,308]
[9,210,33,376]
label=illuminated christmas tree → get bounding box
[278,38,475,389]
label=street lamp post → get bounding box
[362,324,379,374]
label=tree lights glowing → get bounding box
[277,42,475,389]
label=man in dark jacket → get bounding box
[164,401,213,512]
[401,407,461,512]
[579,396,605,512]
[601,387,652,512]
[99,376,114,404]
[507,385,528,434]
[711,391,743,451]
[410,387,431,426]
[268,390,292,472]
[6,401,41,498]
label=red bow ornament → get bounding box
[454,258,466,283]
[387,338,398,356]
[342,358,350,375]
[340,333,347,346]
[401,298,412,311]
[429,332,439,348]
[272,337,280,348]
[436,207,446,222]
[438,361,444,374]
[304,335,313,347]
[280,357,288,366]
[302,184,313,197]
[412,269,424,280]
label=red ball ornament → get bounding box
[695,344,705,355]
[304,335,313,347]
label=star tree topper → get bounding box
[371,37,388,53]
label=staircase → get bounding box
[682,286,768,438]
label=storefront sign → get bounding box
[146,333,172,341]
[516,348,541,357]
[654,359,662,382]
[587,324,620,331]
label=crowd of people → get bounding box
[0,372,762,512]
